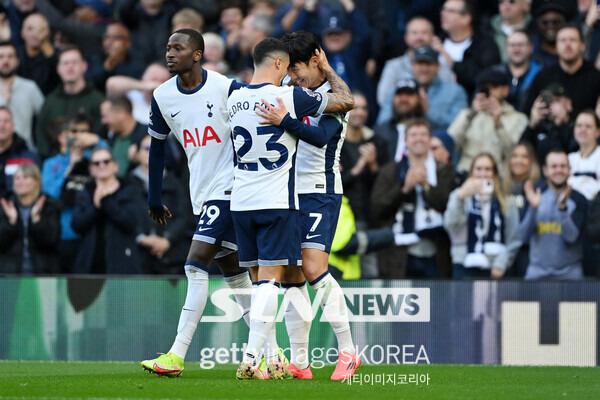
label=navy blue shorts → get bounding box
[193,200,237,253]
[299,193,342,253]
[232,209,301,267]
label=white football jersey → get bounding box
[296,80,346,194]
[148,69,242,214]
[227,83,327,211]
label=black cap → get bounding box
[543,82,570,98]
[535,2,567,17]
[394,79,419,95]
[321,13,350,35]
[475,68,509,86]
[413,45,439,63]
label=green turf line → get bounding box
[1,361,599,400]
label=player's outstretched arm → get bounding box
[315,48,354,114]
[256,97,340,148]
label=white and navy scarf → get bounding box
[393,153,444,245]
[464,195,505,268]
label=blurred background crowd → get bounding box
[0,0,600,280]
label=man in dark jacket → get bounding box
[433,0,501,97]
[371,118,457,278]
[0,106,39,196]
[71,147,141,274]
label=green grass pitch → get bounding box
[1,361,599,400]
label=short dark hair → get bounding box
[544,148,568,166]
[173,28,205,53]
[576,109,600,128]
[0,41,17,53]
[253,37,287,67]
[557,24,583,42]
[69,112,93,129]
[58,45,84,62]
[281,31,320,68]
[105,94,133,115]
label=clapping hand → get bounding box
[524,180,542,208]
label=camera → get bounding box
[540,90,553,107]
[475,86,489,97]
[481,179,494,195]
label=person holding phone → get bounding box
[444,153,521,278]
[448,68,528,175]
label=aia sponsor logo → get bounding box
[183,127,222,148]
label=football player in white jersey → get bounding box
[229,37,355,380]
[140,29,254,377]
[255,31,360,380]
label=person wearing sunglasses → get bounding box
[71,146,141,274]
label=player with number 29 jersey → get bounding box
[149,69,243,215]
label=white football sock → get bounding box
[223,271,252,326]
[310,273,355,354]
[244,281,280,365]
[284,283,312,369]
[169,264,209,359]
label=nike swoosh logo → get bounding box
[182,308,195,311]
[305,234,321,239]
[171,111,181,118]
[198,227,212,232]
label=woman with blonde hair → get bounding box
[503,142,541,277]
[0,163,61,273]
[444,153,521,279]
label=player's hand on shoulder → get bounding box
[148,204,172,225]
[255,97,288,125]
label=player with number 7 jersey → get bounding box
[228,38,355,380]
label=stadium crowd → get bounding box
[0,0,600,280]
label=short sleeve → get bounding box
[148,95,170,140]
[228,80,246,96]
[292,86,328,119]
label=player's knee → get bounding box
[187,243,215,267]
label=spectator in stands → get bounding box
[524,25,600,118]
[85,23,145,92]
[106,62,171,125]
[576,0,600,63]
[6,0,36,46]
[41,114,107,272]
[377,16,456,115]
[340,91,389,228]
[430,130,455,167]
[521,82,577,166]
[16,13,58,95]
[0,41,43,151]
[118,0,176,65]
[130,135,191,274]
[445,153,521,279]
[234,13,273,81]
[0,106,38,196]
[219,0,244,70]
[100,95,146,177]
[530,2,566,67]
[448,68,528,174]
[587,192,600,273]
[520,149,587,280]
[171,7,204,33]
[202,32,230,75]
[568,110,600,201]
[495,30,542,112]
[35,45,103,159]
[0,163,60,273]
[372,118,457,278]
[71,147,141,274]
[374,79,425,162]
[433,0,501,97]
[378,45,468,129]
[489,0,532,62]
[502,142,540,277]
